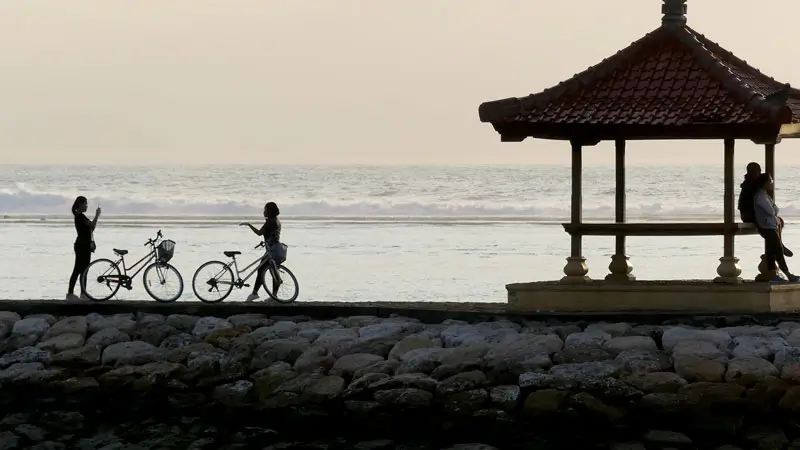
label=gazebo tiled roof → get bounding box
[478,0,800,142]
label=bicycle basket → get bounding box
[156,239,176,263]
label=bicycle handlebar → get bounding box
[254,241,265,249]
[144,230,164,247]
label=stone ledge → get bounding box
[507,280,800,313]
[9,299,800,326]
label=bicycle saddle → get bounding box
[224,251,241,257]
[113,248,128,256]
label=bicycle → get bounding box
[81,230,185,302]
[192,241,299,303]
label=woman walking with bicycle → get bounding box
[239,201,281,302]
[67,196,101,301]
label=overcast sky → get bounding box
[1,0,799,166]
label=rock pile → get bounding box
[2,310,800,448]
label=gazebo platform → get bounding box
[507,280,800,313]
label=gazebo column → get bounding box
[756,143,778,280]
[562,140,590,283]
[715,138,742,283]
[606,139,634,282]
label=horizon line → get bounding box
[0,161,782,168]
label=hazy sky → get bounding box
[2,0,800,166]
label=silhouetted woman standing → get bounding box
[239,201,281,301]
[67,196,101,300]
[753,174,800,283]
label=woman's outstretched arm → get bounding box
[239,222,263,236]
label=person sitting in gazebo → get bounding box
[753,173,800,282]
[738,162,792,257]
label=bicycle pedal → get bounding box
[243,283,250,287]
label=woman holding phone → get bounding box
[67,196,101,301]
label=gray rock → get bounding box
[0,311,21,325]
[661,327,731,352]
[642,430,692,445]
[0,362,63,384]
[87,314,137,334]
[373,388,432,409]
[132,321,176,346]
[436,370,487,395]
[248,321,299,345]
[0,346,51,368]
[37,333,85,353]
[213,380,254,406]
[227,313,272,329]
[191,317,233,338]
[86,327,130,350]
[585,322,631,337]
[166,314,201,331]
[370,373,438,392]
[604,336,658,354]
[671,340,727,362]
[330,354,385,379]
[251,339,310,370]
[160,333,201,350]
[101,341,166,366]
[488,385,520,411]
[293,346,335,374]
[441,444,498,450]
[0,431,20,450]
[11,317,50,339]
[725,357,779,385]
[565,331,610,349]
[15,424,46,442]
[388,335,440,360]
[730,336,786,359]
[42,316,87,340]
[549,360,622,381]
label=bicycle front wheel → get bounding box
[143,262,184,303]
[82,258,122,301]
[192,261,234,303]
[263,264,299,303]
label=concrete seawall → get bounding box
[2,300,800,449]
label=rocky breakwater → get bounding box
[3,313,800,449]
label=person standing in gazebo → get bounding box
[738,162,792,257]
[753,173,800,282]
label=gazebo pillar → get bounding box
[715,138,743,283]
[562,140,590,283]
[606,139,635,281]
[756,143,778,280]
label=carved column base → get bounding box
[561,256,591,283]
[605,254,635,282]
[714,256,742,284]
[755,254,777,281]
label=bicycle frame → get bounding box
[100,233,164,289]
[115,248,157,284]
[226,253,273,288]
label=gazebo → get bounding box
[478,0,800,312]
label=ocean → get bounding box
[1,164,799,303]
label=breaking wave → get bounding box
[3,183,799,222]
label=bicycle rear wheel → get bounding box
[192,261,235,303]
[263,263,299,303]
[82,258,122,301]
[143,262,184,303]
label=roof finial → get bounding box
[661,0,687,27]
